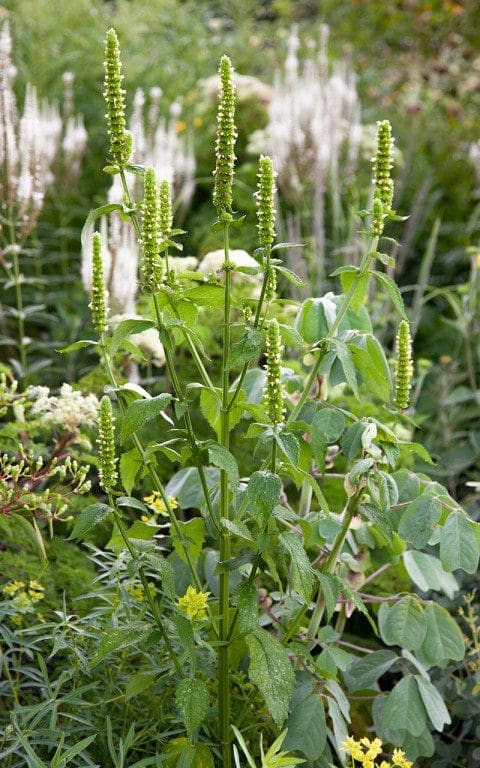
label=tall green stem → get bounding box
[219,220,232,768]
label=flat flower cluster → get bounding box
[30,384,99,432]
[341,737,413,768]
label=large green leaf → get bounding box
[247,471,282,528]
[246,628,295,726]
[68,503,112,540]
[379,597,426,650]
[383,676,426,737]
[312,409,345,443]
[283,694,326,759]
[175,678,210,740]
[235,582,258,636]
[415,676,451,732]
[91,623,149,666]
[208,443,239,492]
[343,650,397,691]
[121,393,172,443]
[403,551,458,599]
[172,517,205,566]
[279,532,315,601]
[419,603,465,666]
[439,511,479,573]
[398,495,442,549]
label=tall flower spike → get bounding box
[394,320,414,410]
[372,119,394,210]
[90,232,108,332]
[141,167,163,291]
[103,28,132,165]
[264,318,285,426]
[97,395,118,491]
[256,155,276,248]
[371,196,385,237]
[213,55,237,214]
[159,179,173,242]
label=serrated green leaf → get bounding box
[279,532,315,601]
[274,431,300,466]
[226,330,262,370]
[439,511,479,573]
[184,284,224,307]
[58,339,98,354]
[120,447,143,495]
[247,471,282,528]
[316,572,344,621]
[312,409,345,443]
[172,517,205,566]
[91,624,149,666]
[144,553,176,600]
[246,628,295,726]
[110,319,156,357]
[121,393,172,443]
[208,443,239,492]
[330,339,358,398]
[68,503,112,540]
[372,270,407,319]
[175,678,210,740]
[125,672,155,702]
[235,582,258,636]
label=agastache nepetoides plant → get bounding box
[68,29,480,768]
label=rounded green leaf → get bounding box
[420,603,465,666]
[398,495,442,549]
[379,597,427,650]
[439,511,480,573]
[383,676,426,737]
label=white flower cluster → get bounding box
[29,383,99,432]
[61,71,88,179]
[0,22,87,236]
[197,249,262,296]
[248,25,362,288]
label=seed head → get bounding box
[141,167,163,292]
[103,29,132,165]
[394,320,414,410]
[263,318,285,426]
[212,56,237,214]
[97,395,118,491]
[89,232,108,332]
[372,120,394,210]
[256,155,276,248]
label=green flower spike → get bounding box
[394,320,414,410]
[372,119,394,210]
[141,167,163,292]
[256,155,276,248]
[264,318,285,426]
[371,196,385,237]
[213,55,237,214]
[90,232,108,333]
[97,395,118,492]
[103,28,132,165]
[159,179,173,243]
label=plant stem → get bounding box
[219,220,232,768]
[109,493,185,678]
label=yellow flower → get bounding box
[361,737,383,760]
[175,120,186,133]
[341,737,364,761]
[193,116,203,127]
[2,580,25,596]
[143,492,178,516]
[392,749,413,768]
[177,585,210,620]
[379,763,391,768]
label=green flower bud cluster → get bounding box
[372,119,394,211]
[159,179,173,243]
[394,320,414,410]
[103,29,132,165]
[141,167,164,292]
[265,266,277,302]
[90,232,108,333]
[213,56,237,214]
[256,155,276,248]
[97,395,118,491]
[371,196,385,237]
[264,318,285,426]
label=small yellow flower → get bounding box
[439,354,452,365]
[143,492,178,516]
[175,120,186,133]
[341,737,364,761]
[193,116,203,128]
[392,749,412,768]
[177,585,211,620]
[361,737,383,760]
[2,580,26,596]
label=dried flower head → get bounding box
[213,55,237,214]
[90,232,108,332]
[264,318,285,426]
[103,28,132,165]
[97,395,118,491]
[394,320,414,411]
